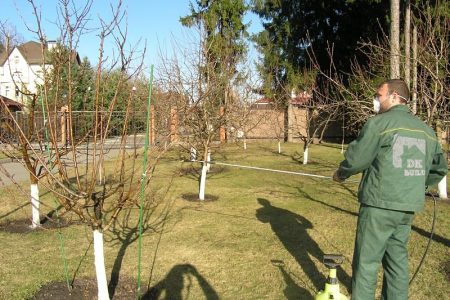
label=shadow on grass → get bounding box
[256,198,351,293]
[271,260,313,299]
[106,184,175,298]
[143,264,219,300]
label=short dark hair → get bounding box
[380,79,410,103]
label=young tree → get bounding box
[163,0,250,200]
[1,1,170,299]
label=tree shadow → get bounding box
[271,259,314,299]
[143,264,219,300]
[256,198,351,293]
[105,185,175,299]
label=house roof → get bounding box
[253,91,312,106]
[0,48,11,66]
[17,41,50,64]
[291,92,312,105]
[0,41,81,66]
[0,95,23,110]
[254,98,273,105]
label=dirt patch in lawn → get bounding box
[181,193,219,202]
[30,278,148,300]
[0,216,82,233]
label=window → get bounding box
[5,86,9,97]
[14,55,19,65]
[15,86,20,97]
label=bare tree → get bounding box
[1,1,172,299]
[157,22,252,200]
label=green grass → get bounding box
[0,141,449,299]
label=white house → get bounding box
[0,40,79,105]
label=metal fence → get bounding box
[1,111,151,144]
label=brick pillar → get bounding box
[219,106,226,143]
[170,106,178,143]
[287,103,294,142]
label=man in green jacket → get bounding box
[333,79,448,300]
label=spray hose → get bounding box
[409,191,437,285]
[193,160,359,182]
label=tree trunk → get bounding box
[30,183,40,228]
[438,176,448,199]
[93,229,110,300]
[243,138,247,150]
[199,163,207,201]
[390,0,401,79]
[278,140,281,154]
[206,150,211,172]
[303,144,309,165]
[412,24,418,114]
[404,0,411,88]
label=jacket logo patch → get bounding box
[392,134,426,177]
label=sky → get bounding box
[0,0,263,72]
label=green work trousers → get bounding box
[351,204,414,300]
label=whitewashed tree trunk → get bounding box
[278,141,281,154]
[243,138,247,150]
[438,176,447,199]
[303,146,309,165]
[199,163,207,201]
[93,229,110,300]
[30,183,40,228]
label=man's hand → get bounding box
[333,170,345,183]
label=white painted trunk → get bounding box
[278,141,281,154]
[244,139,247,150]
[93,230,110,300]
[206,151,211,172]
[30,184,40,228]
[199,164,207,201]
[438,175,447,199]
[190,147,197,161]
[303,147,309,165]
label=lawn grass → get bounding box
[0,141,449,299]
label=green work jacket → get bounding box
[337,105,448,212]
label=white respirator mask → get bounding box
[373,93,409,114]
[373,96,382,113]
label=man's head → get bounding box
[374,79,410,113]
